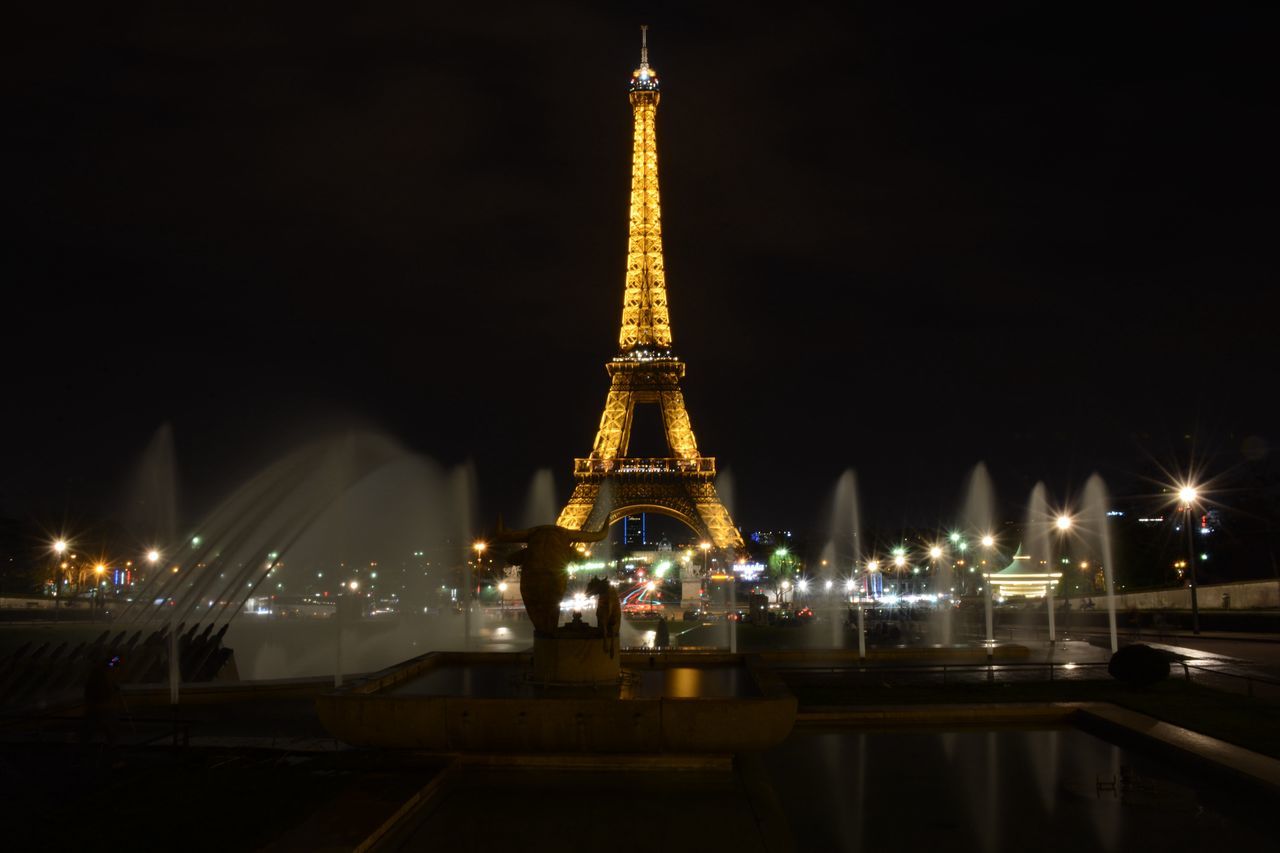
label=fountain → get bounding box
[315,518,797,752]
[961,462,998,655]
[1027,482,1057,642]
[1082,473,1120,653]
[826,470,861,649]
[519,469,559,528]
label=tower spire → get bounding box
[620,26,669,351]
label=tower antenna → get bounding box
[640,24,649,71]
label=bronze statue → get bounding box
[495,522,607,636]
[585,575,621,657]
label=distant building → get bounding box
[623,514,646,546]
[750,530,793,546]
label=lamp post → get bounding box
[468,541,486,650]
[981,534,996,656]
[1179,486,1201,635]
[1050,514,1072,644]
[929,544,949,645]
[94,564,106,620]
[52,540,67,621]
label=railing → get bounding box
[780,657,1280,701]
[1177,660,1280,701]
[573,457,715,475]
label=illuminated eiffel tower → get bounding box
[556,28,744,551]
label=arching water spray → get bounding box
[961,462,997,654]
[827,470,861,648]
[1027,482,1055,643]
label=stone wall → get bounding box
[1064,578,1280,611]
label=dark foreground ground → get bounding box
[2,655,1279,852]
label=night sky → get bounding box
[3,3,1274,536]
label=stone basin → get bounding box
[316,650,797,753]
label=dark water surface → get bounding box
[388,663,758,698]
[760,727,1269,852]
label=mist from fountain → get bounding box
[1082,473,1119,652]
[520,469,559,528]
[716,467,737,651]
[451,463,478,650]
[104,431,521,682]
[825,470,861,648]
[121,423,180,551]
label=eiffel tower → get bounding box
[556,29,745,551]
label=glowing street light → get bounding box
[929,546,943,559]
[1055,514,1073,531]
[147,549,161,564]
[893,554,906,568]
[867,560,880,572]
[348,580,359,592]
[1177,482,1202,633]
[981,534,995,548]
[53,539,67,555]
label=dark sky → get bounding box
[2,2,1275,535]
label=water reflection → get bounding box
[760,728,1267,852]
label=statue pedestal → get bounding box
[532,632,620,685]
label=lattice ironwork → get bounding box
[556,33,744,552]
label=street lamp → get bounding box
[981,533,996,654]
[465,540,486,650]
[95,564,106,619]
[1179,485,1201,634]
[51,540,68,617]
[1050,514,1072,643]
